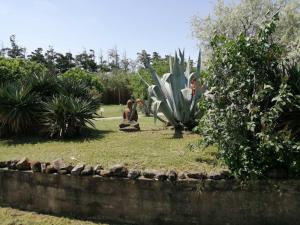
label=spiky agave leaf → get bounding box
[144,50,203,130]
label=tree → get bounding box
[98,49,110,72]
[137,50,151,67]
[45,46,57,74]
[152,52,161,61]
[75,50,98,72]
[4,35,26,58]
[120,52,130,71]
[55,52,76,74]
[28,48,47,65]
[108,47,120,69]
[191,0,300,63]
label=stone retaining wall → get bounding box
[0,168,300,225]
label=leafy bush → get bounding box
[200,15,300,177]
[61,68,103,93]
[0,57,46,85]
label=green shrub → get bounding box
[0,84,42,136]
[199,15,300,177]
[61,68,103,93]
[0,57,46,85]
[42,95,99,138]
[0,59,101,139]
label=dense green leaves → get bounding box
[42,95,99,138]
[199,15,300,177]
[0,84,42,136]
[0,59,101,139]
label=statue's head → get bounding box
[127,99,133,109]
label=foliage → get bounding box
[42,95,99,138]
[191,0,300,64]
[129,52,172,101]
[144,50,204,132]
[0,84,42,136]
[61,68,103,93]
[2,35,26,59]
[0,57,47,85]
[75,50,98,72]
[0,58,101,139]
[199,15,300,177]
[99,70,132,104]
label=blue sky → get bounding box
[0,0,215,61]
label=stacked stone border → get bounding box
[0,158,232,181]
[0,158,300,225]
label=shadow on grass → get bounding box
[0,128,114,146]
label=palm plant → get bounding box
[142,50,204,137]
[0,83,42,136]
[42,95,99,138]
[26,72,59,99]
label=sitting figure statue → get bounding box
[119,99,140,132]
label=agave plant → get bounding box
[143,50,204,136]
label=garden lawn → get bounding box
[0,117,223,172]
[0,107,223,225]
[99,104,124,118]
[0,207,110,225]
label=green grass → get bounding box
[99,104,124,118]
[0,207,110,225]
[0,107,223,225]
[0,117,223,172]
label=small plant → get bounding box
[143,50,204,137]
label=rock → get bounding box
[119,126,140,132]
[208,172,223,180]
[45,165,57,174]
[119,121,140,132]
[128,169,141,179]
[64,165,74,173]
[41,163,50,173]
[58,169,68,175]
[16,158,31,171]
[109,164,128,177]
[143,169,158,179]
[156,171,168,181]
[168,170,178,182]
[57,165,74,175]
[94,165,103,175]
[52,158,66,170]
[0,161,7,168]
[178,172,186,179]
[8,160,18,170]
[186,171,207,180]
[100,169,110,177]
[30,161,42,173]
[81,165,94,176]
[71,163,85,176]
